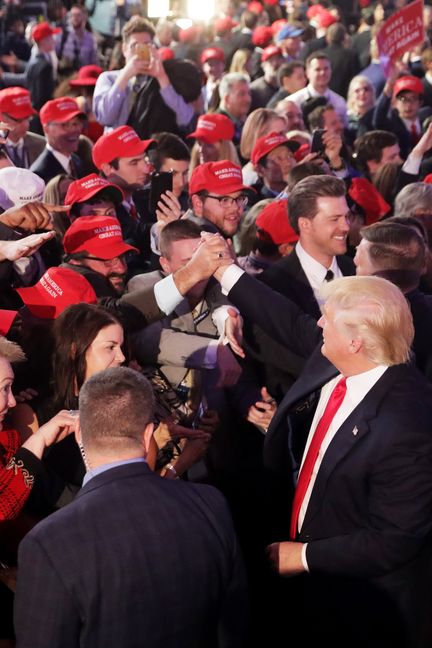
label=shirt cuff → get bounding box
[402,153,422,175]
[212,304,239,338]
[153,274,183,315]
[204,339,219,368]
[301,543,310,572]
[219,265,245,296]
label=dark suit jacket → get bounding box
[14,462,247,648]
[242,250,354,399]
[22,132,46,168]
[30,148,83,183]
[227,271,432,646]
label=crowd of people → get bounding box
[0,0,432,646]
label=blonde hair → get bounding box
[240,108,286,160]
[320,276,413,366]
[0,336,25,362]
[347,75,375,115]
[189,140,240,177]
[229,49,251,77]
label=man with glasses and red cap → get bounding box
[0,87,45,168]
[373,73,432,159]
[188,160,252,239]
[30,97,86,183]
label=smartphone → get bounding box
[310,129,326,154]
[149,171,173,213]
[135,43,151,62]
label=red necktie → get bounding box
[290,377,347,539]
[410,123,419,147]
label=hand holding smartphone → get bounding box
[310,129,326,155]
[149,171,173,213]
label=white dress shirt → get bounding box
[46,143,72,174]
[288,83,348,126]
[295,241,343,304]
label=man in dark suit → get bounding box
[30,98,86,183]
[0,87,45,168]
[14,366,248,648]
[211,260,432,648]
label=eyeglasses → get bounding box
[205,194,248,208]
[397,95,420,104]
[82,255,125,268]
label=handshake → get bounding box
[173,232,236,296]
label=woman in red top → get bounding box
[0,336,77,521]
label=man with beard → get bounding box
[92,125,181,272]
[61,215,137,297]
[30,98,86,183]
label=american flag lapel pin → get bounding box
[352,426,359,436]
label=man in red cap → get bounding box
[30,97,86,183]
[188,160,252,238]
[0,87,45,168]
[373,72,431,159]
[61,215,138,297]
[200,47,226,110]
[251,131,300,199]
[65,173,124,222]
[250,45,284,110]
[2,21,60,118]
[92,125,162,268]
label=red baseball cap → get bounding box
[393,75,424,99]
[312,9,338,29]
[32,21,61,44]
[0,87,36,119]
[69,64,103,87]
[188,114,234,144]
[0,310,18,335]
[247,1,264,14]
[92,126,154,169]
[39,97,85,126]
[200,46,225,65]
[256,200,298,245]
[158,47,175,61]
[63,215,138,258]
[251,131,300,166]
[16,267,97,319]
[189,160,252,195]
[252,25,273,47]
[214,17,238,35]
[348,178,390,225]
[262,45,283,63]
[65,174,124,209]
[271,19,288,36]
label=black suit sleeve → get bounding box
[228,272,321,358]
[15,534,81,648]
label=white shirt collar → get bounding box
[46,143,71,172]
[306,83,329,98]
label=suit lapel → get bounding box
[302,365,404,530]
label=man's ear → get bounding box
[142,421,155,457]
[191,193,204,216]
[74,418,82,446]
[349,337,363,355]
[159,255,171,275]
[298,215,311,234]
[100,162,113,177]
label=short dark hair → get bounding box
[286,161,327,192]
[71,188,122,217]
[79,366,155,453]
[288,174,346,233]
[305,51,330,68]
[277,60,305,85]
[150,132,191,170]
[122,16,155,43]
[159,219,202,258]
[354,131,399,174]
[360,221,426,291]
[307,103,333,131]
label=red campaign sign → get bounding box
[377,0,424,69]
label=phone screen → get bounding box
[311,129,326,154]
[149,171,173,213]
